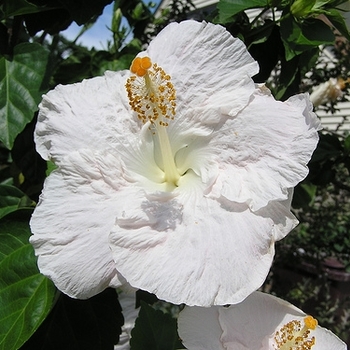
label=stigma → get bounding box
[273,315,318,350]
[125,56,180,186]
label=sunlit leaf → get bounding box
[0,220,56,350]
[217,0,268,23]
[0,43,49,149]
[280,16,334,60]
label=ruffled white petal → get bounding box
[30,149,130,298]
[35,70,136,164]
[210,87,321,211]
[178,292,347,350]
[109,186,297,306]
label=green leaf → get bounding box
[0,220,56,350]
[45,161,57,177]
[0,42,49,149]
[130,302,183,350]
[344,135,350,152]
[280,15,334,60]
[217,0,268,23]
[0,185,35,220]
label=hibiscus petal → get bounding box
[35,70,136,164]
[30,149,128,298]
[210,87,321,211]
[109,187,297,306]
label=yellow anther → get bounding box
[304,316,318,330]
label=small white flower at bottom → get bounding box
[178,292,347,350]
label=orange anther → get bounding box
[130,56,152,77]
[141,57,152,70]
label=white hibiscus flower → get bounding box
[309,77,348,107]
[30,20,321,306]
[178,291,347,349]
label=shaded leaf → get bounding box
[325,8,350,41]
[344,134,350,153]
[311,133,342,162]
[57,0,113,25]
[135,289,158,308]
[26,0,113,26]
[21,289,123,350]
[130,302,183,350]
[249,24,283,84]
[0,185,35,220]
[0,0,52,18]
[0,42,49,149]
[292,182,317,208]
[0,220,56,350]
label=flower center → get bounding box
[273,316,317,350]
[125,56,180,186]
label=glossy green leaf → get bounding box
[217,0,268,23]
[0,42,49,149]
[130,302,183,350]
[0,185,35,220]
[280,16,334,60]
[0,220,56,350]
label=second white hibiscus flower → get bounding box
[30,20,321,306]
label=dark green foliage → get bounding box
[21,289,124,350]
